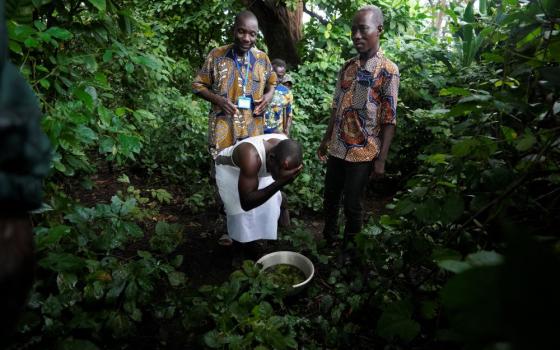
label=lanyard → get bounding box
[233,51,250,95]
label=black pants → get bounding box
[323,156,372,239]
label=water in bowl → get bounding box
[262,264,306,287]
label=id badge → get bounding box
[237,96,252,109]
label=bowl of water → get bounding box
[256,251,314,293]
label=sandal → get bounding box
[218,234,233,246]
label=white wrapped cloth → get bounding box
[215,134,287,243]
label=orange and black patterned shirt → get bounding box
[327,50,399,162]
[192,44,277,158]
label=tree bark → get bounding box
[241,0,303,67]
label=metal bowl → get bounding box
[256,251,315,293]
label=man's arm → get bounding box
[372,124,395,177]
[317,107,337,161]
[253,56,277,115]
[196,89,238,116]
[284,91,293,135]
[237,144,301,211]
[372,69,399,178]
[192,51,239,116]
[317,66,343,161]
[254,83,275,115]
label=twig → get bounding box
[303,3,328,25]
[461,133,558,228]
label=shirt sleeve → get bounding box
[264,55,277,89]
[192,50,215,95]
[380,67,399,125]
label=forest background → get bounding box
[3,0,560,349]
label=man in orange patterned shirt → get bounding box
[317,5,399,248]
[192,10,277,159]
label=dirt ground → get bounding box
[71,166,396,289]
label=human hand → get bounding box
[370,158,385,180]
[278,164,304,186]
[218,96,238,116]
[317,140,329,162]
[253,98,269,115]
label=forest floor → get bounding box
[72,165,396,289]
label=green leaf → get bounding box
[458,94,492,104]
[39,78,50,89]
[125,62,134,73]
[39,253,85,272]
[45,27,73,40]
[466,251,504,267]
[167,271,186,287]
[33,20,46,31]
[118,134,142,155]
[24,37,39,48]
[425,153,449,165]
[76,125,98,143]
[9,40,22,53]
[376,300,420,342]
[83,55,98,73]
[439,87,471,96]
[501,126,517,142]
[438,260,471,273]
[515,130,536,151]
[204,330,225,348]
[87,0,106,12]
[73,87,94,110]
[36,225,71,250]
[133,109,157,122]
[102,49,113,62]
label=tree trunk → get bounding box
[241,0,303,67]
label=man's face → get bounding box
[274,65,286,80]
[351,11,382,55]
[233,17,258,54]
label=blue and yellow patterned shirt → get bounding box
[264,84,293,134]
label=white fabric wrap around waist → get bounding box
[215,134,287,243]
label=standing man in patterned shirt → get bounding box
[317,5,399,248]
[192,10,277,159]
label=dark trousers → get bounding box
[323,156,372,239]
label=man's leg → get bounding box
[279,191,290,227]
[0,215,34,340]
[342,160,373,242]
[323,156,345,243]
[211,159,231,246]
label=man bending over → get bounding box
[214,134,302,251]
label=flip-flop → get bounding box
[218,234,233,246]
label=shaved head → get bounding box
[275,139,303,169]
[234,10,258,29]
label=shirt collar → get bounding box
[354,48,384,70]
[226,44,255,65]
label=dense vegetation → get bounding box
[4,0,559,349]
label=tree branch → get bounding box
[303,3,328,25]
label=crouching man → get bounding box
[214,134,303,260]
